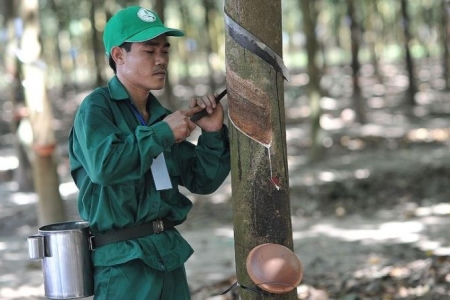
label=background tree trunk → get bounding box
[202,0,217,92]
[89,0,106,87]
[300,0,323,162]
[19,0,66,226]
[48,0,69,92]
[175,0,191,81]
[441,0,450,90]
[400,0,417,106]
[3,0,34,191]
[365,1,382,83]
[225,0,296,299]
[347,0,366,124]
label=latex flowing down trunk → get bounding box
[224,0,297,299]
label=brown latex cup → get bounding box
[246,243,303,294]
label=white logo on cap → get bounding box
[137,8,156,22]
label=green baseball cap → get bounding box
[103,6,185,56]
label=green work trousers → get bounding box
[93,259,191,300]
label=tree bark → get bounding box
[347,0,366,124]
[19,0,66,226]
[175,0,191,81]
[225,0,296,299]
[90,0,106,87]
[48,0,68,91]
[3,0,34,192]
[365,1,382,83]
[154,0,164,21]
[441,0,450,90]
[400,0,417,106]
[202,0,217,91]
[300,0,323,162]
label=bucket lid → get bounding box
[246,243,303,294]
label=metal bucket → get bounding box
[27,221,94,299]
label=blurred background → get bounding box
[1,0,450,299]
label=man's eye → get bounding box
[146,51,154,54]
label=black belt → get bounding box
[89,219,174,250]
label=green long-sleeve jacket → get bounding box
[68,76,230,271]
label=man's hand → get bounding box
[188,93,224,132]
[163,93,225,143]
[162,110,197,143]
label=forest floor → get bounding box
[2,60,450,299]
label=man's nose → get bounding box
[155,53,167,66]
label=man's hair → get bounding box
[108,42,133,74]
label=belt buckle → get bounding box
[153,219,164,234]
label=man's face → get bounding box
[117,34,170,91]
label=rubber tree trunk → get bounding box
[225,0,296,299]
[3,0,34,192]
[365,1,382,83]
[441,0,450,90]
[347,0,366,124]
[19,0,66,226]
[400,0,417,106]
[48,0,69,91]
[300,0,323,162]
[89,0,106,87]
[175,0,191,80]
[202,0,217,91]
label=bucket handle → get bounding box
[27,234,45,260]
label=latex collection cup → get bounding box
[246,243,303,294]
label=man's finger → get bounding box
[181,106,203,117]
[189,98,197,109]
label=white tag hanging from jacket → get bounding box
[151,153,172,190]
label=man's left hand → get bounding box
[187,93,224,132]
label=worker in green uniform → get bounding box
[68,6,230,300]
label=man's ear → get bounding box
[111,46,124,65]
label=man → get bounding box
[68,6,230,300]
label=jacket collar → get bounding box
[107,76,131,100]
[107,75,169,123]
